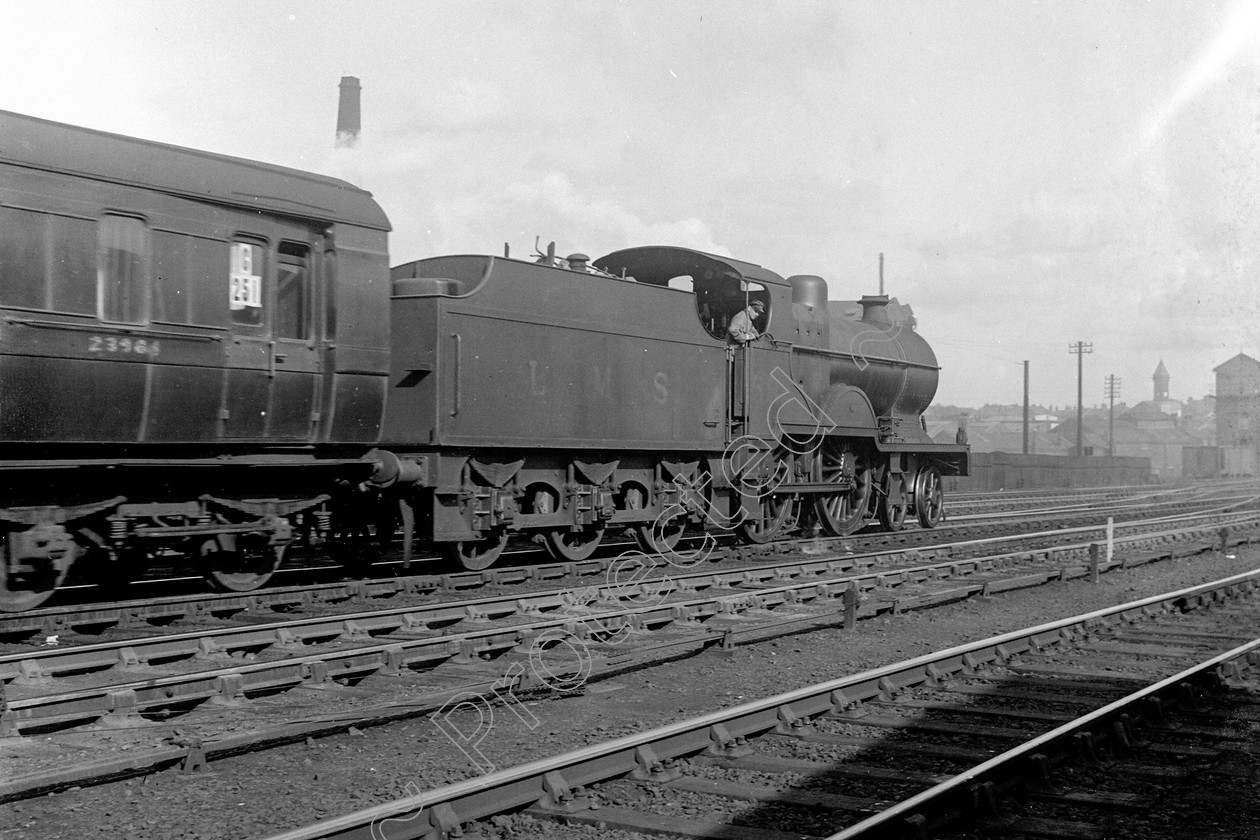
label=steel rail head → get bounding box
[259,567,1260,840]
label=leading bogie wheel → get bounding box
[877,470,909,532]
[914,465,944,528]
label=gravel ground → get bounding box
[3,544,1258,840]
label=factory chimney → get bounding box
[336,76,361,149]
[334,76,363,186]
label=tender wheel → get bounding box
[199,533,287,592]
[530,487,605,562]
[440,530,508,571]
[914,466,944,528]
[812,442,873,537]
[877,469,909,532]
[623,484,684,554]
[0,530,77,613]
[546,527,604,562]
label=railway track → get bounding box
[5,483,1252,639]
[1,507,1255,803]
[260,568,1260,840]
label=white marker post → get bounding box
[1106,517,1114,563]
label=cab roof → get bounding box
[595,245,789,288]
[0,109,390,231]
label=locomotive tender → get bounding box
[0,110,966,611]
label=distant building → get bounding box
[1214,353,1260,475]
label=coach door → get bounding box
[223,236,322,440]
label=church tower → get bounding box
[1153,360,1169,401]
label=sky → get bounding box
[4,0,1259,410]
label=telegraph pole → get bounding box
[1068,341,1093,456]
[1022,360,1030,455]
[1104,374,1122,457]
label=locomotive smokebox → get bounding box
[336,76,362,148]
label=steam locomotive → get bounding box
[0,110,967,611]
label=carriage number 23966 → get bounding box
[88,336,161,357]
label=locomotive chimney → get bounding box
[859,294,892,326]
[335,76,361,149]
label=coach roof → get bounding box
[0,109,390,232]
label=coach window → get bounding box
[275,242,311,340]
[51,216,96,315]
[0,207,48,309]
[229,240,266,331]
[98,215,150,324]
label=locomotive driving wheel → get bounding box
[812,441,873,537]
[739,493,796,543]
[734,445,796,544]
[531,488,605,562]
[440,530,508,571]
[876,468,909,532]
[199,532,287,593]
[914,465,944,528]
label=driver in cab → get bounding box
[728,298,765,344]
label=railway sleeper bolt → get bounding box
[178,738,207,773]
[1109,718,1133,754]
[382,645,405,676]
[426,803,464,837]
[98,689,144,728]
[15,659,49,685]
[195,637,230,661]
[707,724,752,758]
[273,628,306,652]
[211,674,247,707]
[969,781,1012,826]
[339,620,373,641]
[305,660,331,686]
[1023,753,1061,795]
[451,640,483,665]
[775,704,813,736]
[537,770,592,813]
[1071,731,1104,767]
[899,813,930,840]
[631,745,682,782]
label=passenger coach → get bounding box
[0,110,391,609]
